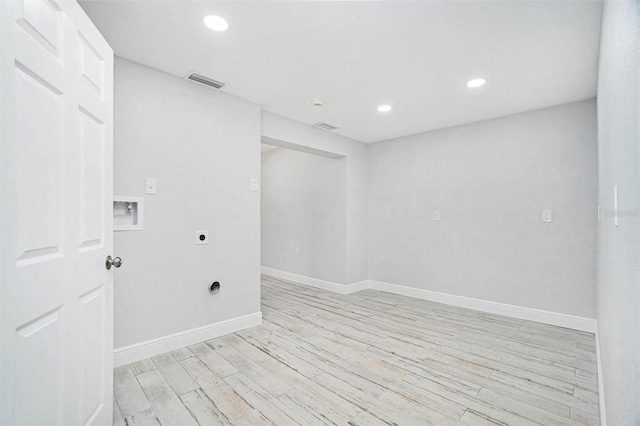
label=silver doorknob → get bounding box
[105,255,123,270]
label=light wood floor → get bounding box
[113,276,600,425]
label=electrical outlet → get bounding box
[195,230,209,245]
[250,178,258,191]
[542,210,553,223]
[433,211,440,221]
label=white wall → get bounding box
[596,0,640,423]
[261,148,347,283]
[261,112,368,284]
[368,100,597,318]
[113,58,261,349]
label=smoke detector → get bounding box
[311,98,324,107]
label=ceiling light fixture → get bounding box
[204,15,229,32]
[466,78,486,88]
[377,105,392,112]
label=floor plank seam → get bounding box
[113,277,601,425]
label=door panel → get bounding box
[14,307,65,426]
[79,285,106,425]
[14,0,63,58]
[1,0,114,424]
[78,106,105,251]
[78,32,104,95]
[15,63,65,265]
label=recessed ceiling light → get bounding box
[466,78,486,88]
[377,105,392,112]
[204,15,229,32]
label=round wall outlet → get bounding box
[195,230,209,244]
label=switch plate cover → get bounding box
[146,178,157,195]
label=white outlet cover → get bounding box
[195,230,209,245]
[542,210,553,223]
[250,178,258,191]
[433,210,440,221]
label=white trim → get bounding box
[261,267,596,333]
[261,266,368,294]
[595,325,607,426]
[368,280,596,333]
[113,312,262,367]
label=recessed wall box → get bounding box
[113,196,144,231]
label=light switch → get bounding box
[433,211,440,221]
[542,210,553,223]
[146,178,157,195]
[250,178,258,192]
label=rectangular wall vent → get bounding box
[312,121,338,131]
[185,72,225,89]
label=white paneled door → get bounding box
[0,0,114,425]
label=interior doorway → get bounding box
[260,143,348,285]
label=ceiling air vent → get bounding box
[312,121,338,131]
[185,71,226,90]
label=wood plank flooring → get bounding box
[113,276,600,425]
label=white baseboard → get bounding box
[595,326,607,426]
[261,266,596,333]
[113,312,262,367]
[368,280,597,333]
[261,266,368,295]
